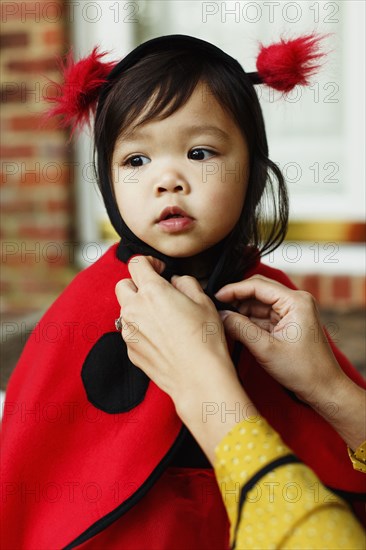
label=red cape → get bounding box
[1,243,365,549]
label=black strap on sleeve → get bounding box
[231,453,301,549]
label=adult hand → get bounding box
[115,255,241,416]
[215,274,366,449]
[115,256,255,463]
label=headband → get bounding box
[43,32,327,136]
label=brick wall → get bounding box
[0,0,77,313]
[288,274,365,309]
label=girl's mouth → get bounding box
[156,206,195,233]
[157,216,195,233]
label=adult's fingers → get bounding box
[115,277,138,304]
[221,311,273,352]
[120,319,140,348]
[127,255,166,289]
[214,276,292,310]
[246,316,278,333]
[171,274,210,304]
[236,299,280,321]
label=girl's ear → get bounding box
[40,46,119,138]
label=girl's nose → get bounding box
[154,171,190,195]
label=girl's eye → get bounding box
[189,148,216,161]
[123,155,150,167]
[122,148,216,167]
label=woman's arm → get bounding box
[215,275,366,451]
[214,416,365,550]
[175,371,365,549]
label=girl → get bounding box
[1,34,365,549]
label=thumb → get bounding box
[219,311,271,353]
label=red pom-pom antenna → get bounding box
[42,46,118,137]
[256,33,329,93]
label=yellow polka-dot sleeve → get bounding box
[214,417,366,549]
[348,441,366,473]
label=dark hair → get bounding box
[93,44,288,282]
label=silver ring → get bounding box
[115,316,123,331]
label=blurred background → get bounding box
[1,0,365,391]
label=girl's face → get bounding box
[111,81,250,259]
